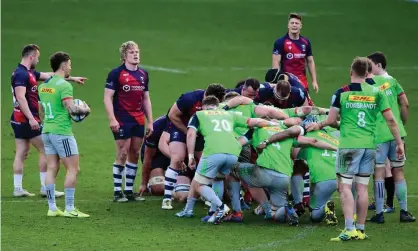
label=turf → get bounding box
[1,0,418,250]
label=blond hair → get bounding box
[119,41,139,62]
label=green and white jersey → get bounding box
[248,125,297,176]
[220,102,257,137]
[188,109,249,156]
[368,76,407,144]
[297,129,338,183]
[38,75,73,136]
[330,82,390,149]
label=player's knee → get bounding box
[392,168,404,181]
[128,150,140,162]
[374,165,386,178]
[117,148,129,162]
[310,209,323,222]
[170,156,184,169]
[174,192,188,202]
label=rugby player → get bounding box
[162,84,226,209]
[307,57,404,241]
[256,80,308,109]
[272,13,318,93]
[11,44,85,197]
[366,52,415,223]
[104,41,153,202]
[39,51,91,217]
[175,96,277,223]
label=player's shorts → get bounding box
[237,163,290,207]
[196,153,238,179]
[42,133,79,158]
[112,123,144,140]
[238,145,251,163]
[376,139,406,168]
[178,167,195,180]
[309,179,337,210]
[166,121,204,151]
[11,121,42,140]
[336,148,376,176]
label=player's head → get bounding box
[367,51,387,75]
[205,83,226,102]
[366,58,374,77]
[288,13,302,35]
[273,80,291,103]
[202,95,220,110]
[240,78,260,99]
[265,69,281,83]
[224,91,240,101]
[50,52,72,78]
[21,44,40,70]
[120,41,140,65]
[350,57,368,78]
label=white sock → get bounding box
[14,174,23,190]
[40,172,47,190]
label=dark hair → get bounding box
[275,80,291,97]
[224,91,240,101]
[265,69,290,84]
[50,51,71,72]
[206,83,226,102]
[289,13,302,22]
[367,51,387,70]
[202,95,220,107]
[351,57,368,78]
[22,44,40,57]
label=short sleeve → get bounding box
[233,113,250,128]
[272,38,284,55]
[12,71,29,88]
[331,89,342,109]
[306,40,313,57]
[105,69,119,90]
[33,70,41,81]
[378,91,390,113]
[188,114,199,130]
[394,80,405,97]
[60,82,73,101]
[176,92,196,114]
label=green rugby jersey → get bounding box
[188,109,249,156]
[367,76,407,144]
[38,75,73,136]
[330,82,390,149]
[297,129,338,183]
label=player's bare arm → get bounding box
[398,94,409,125]
[158,131,171,158]
[247,118,278,128]
[186,127,197,169]
[104,88,119,132]
[382,109,405,158]
[168,103,188,135]
[38,101,44,124]
[140,146,157,194]
[14,86,39,130]
[254,106,289,120]
[296,136,337,151]
[307,56,319,92]
[272,54,281,69]
[143,91,154,137]
[306,107,339,132]
[226,96,253,108]
[62,98,90,115]
[39,72,87,84]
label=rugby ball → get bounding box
[70,99,89,122]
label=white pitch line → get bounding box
[235,226,317,251]
[141,65,187,74]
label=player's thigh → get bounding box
[129,123,145,152]
[41,134,58,156]
[388,139,406,168]
[169,141,186,164]
[310,180,337,209]
[129,136,144,155]
[358,149,376,176]
[336,148,363,176]
[237,164,270,188]
[196,154,227,179]
[29,135,45,154]
[376,142,390,168]
[268,171,290,207]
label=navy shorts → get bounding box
[166,121,204,151]
[11,122,42,140]
[112,123,144,140]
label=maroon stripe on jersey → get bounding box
[62,97,73,101]
[342,85,350,92]
[300,37,309,45]
[398,92,405,97]
[382,108,391,113]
